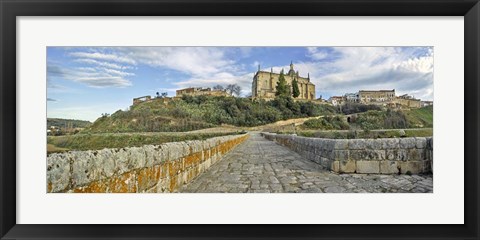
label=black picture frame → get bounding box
[1,0,479,239]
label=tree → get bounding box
[275,69,290,97]
[226,84,241,96]
[161,92,168,98]
[156,92,160,98]
[213,84,224,90]
[292,78,300,98]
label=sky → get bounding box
[47,46,433,122]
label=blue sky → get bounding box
[47,46,433,121]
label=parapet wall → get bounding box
[261,133,432,174]
[47,134,249,193]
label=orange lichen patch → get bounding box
[184,151,202,169]
[73,179,108,193]
[169,175,178,192]
[108,172,137,193]
[167,160,183,178]
[160,163,169,179]
[186,169,195,183]
[137,165,161,192]
[204,149,211,160]
[47,182,53,193]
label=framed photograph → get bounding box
[1,0,479,239]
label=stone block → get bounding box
[382,138,399,149]
[349,139,366,149]
[114,148,130,175]
[141,145,156,167]
[127,146,146,169]
[334,139,348,149]
[356,161,380,174]
[395,149,408,161]
[349,150,363,160]
[415,137,427,149]
[93,149,116,179]
[385,149,408,161]
[165,142,184,161]
[399,138,416,149]
[137,165,161,192]
[331,161,340,172]
[365,139,383,150]
[339,160,356,173]
[398,161,423,174]
[107,171,137,193]
[385,149,397,160]
[322,157,333,169]
[152,144,169,165]
[407,148,425,161]
[334,150,349,161]
[420,160,432,173]
[71,150,97,187]
[350,149,384,160]
[47,153,71,192]
[379,161,399,174]
[370,150,386,160]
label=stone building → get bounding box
[252,62,315,100]
[358,89,396,103]
[328,96,346,106]
[394,94,422,108]
[421,101,433,107]
[344,92,359,103]
[132,95,152,105]
[176,87,231,97]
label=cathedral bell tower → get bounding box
[288,61,295,76]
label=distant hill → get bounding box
[84,95,337,133]
[47,118,92,129]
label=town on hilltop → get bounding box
[132,61,433,110]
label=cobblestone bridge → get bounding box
[180,133,433,193]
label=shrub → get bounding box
[303,116,349,130]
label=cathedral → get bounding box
[251,62,316,100]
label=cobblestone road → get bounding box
[179,133,433,193]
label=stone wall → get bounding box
[47,134,249,193]
[261,133,432,174]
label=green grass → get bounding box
[47,132,239,153]
[405,105,433,128]
[301,116,349,130]
[84,95,337,133]
[47,118,91,129]
[295,128,432,139]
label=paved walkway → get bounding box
[179,133,433,193]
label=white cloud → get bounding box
[304,47,434,100]
[116,47,234,77]
[70,52,136,65]
[47,65,132,88]
[307,47,329,60]
[101,68,135,77]
[74,58,132,70]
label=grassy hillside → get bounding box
[84,95,337,133]
[298,128,433,139]
[302,116,349,130]
[404,105,433,128]
[297,105,433,131]
[47,118,91,128]
[47,132,239,153]
[355,106,433,130]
